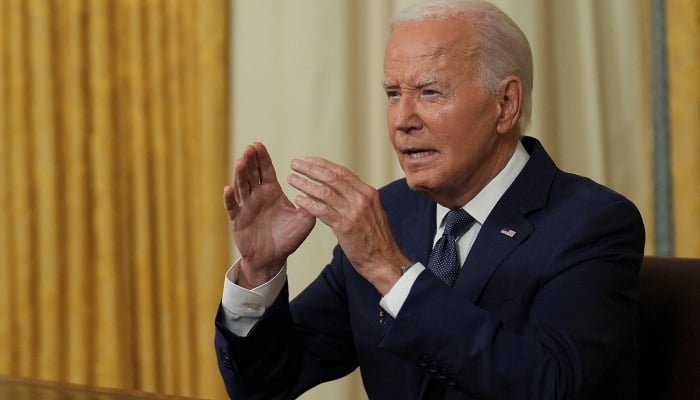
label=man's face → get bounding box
[383,19,512,208]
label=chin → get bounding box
[405,176,431,194]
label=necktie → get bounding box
[427,209,475,287]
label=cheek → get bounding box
[387,128,400,152]
[428,102,457,125]
[422,100,470,137]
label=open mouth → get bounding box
[405,150,436,159]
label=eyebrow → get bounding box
[382,78,439,90]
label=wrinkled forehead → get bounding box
[383,20,478,81]
[384,19,476,67]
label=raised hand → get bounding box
[224,142,316,288]
[287,157,412,295]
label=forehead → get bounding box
[383,19,476,82]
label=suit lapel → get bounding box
[453,136,557,303]
[453,209,533,303]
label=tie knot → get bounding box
[443,209,474,238]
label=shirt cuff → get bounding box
[220,259,287,336]
[379,262,425,319]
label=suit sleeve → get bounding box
[378,197,644,400]
[214,247,359,400]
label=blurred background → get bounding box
[0,0,697,399]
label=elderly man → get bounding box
[215,1,644,399]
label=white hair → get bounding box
[392,0,533,132]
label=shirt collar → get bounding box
[436,140,530,228]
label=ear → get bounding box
[495,76,522,134]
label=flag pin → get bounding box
[500,228,517,238]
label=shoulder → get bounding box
[517,136,640,213]
[524,138,644,243]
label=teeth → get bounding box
[409,151,432,159]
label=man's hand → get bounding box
[288,157,412,295]
[224,142,316,288]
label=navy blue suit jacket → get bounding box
[215,137,645,399]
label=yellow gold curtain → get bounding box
[0,0,230,398]
[667,0,700,257]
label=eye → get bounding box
[422,89,440,97]
[385,90,400,103]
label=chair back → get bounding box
[638,256,700,400]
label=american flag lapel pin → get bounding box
[499,228,517,238]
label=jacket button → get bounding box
[446,374,457,386]
[220,349,233,371]
[419,355,430,367]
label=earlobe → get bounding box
[496,77,522,134]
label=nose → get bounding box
[391,94,422,134]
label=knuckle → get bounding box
[314,202,330,215]
[336,219,353,236]
[326,171,340,185]
[355,195,370,210]
[337,168,351,179]
[319,184,333,199]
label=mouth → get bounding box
[403,149,437,159]
[408,150,434,159]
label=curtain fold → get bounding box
[667,0,700,256]
[0,0,230,399]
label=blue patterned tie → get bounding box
[427,209,475,287]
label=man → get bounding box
[215,0,645,399]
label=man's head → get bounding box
[383,0,533,208]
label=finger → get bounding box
[291,157,372,202]
[243,144,262,187]
[290,158,351,195]
[293,194,337,224]
[287,173,334,204]
[252,142,278,185]
[303,157,372,195]
[233,143,266,200]
[303,156,350,176]
[288,173,350,231]
[223,185,239,220]
[296,157,354,186]
[234,155,252,200]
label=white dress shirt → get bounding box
[221,141,529,336]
